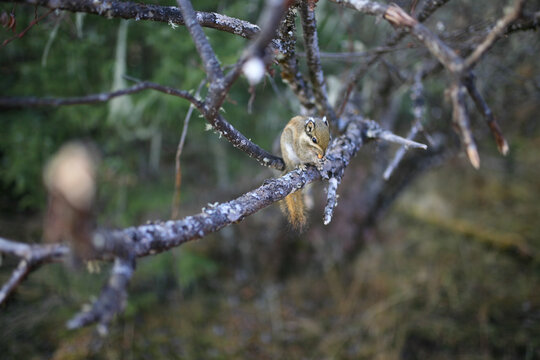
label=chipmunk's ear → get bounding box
[322,116,328,126]
[305,118,315,133]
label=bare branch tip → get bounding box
[500,140,510,156]
[384,4,417,28]
[467,146,481,169]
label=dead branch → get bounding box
[67,255,135,332]
[335,0,451,116]
[0,81,201,109]
[172,80,207,219]
[384,70,428,180]
[0,237,68,304]
[415,0,452,22]
[450,81,480,169]
[1,0,260,39]
[299,0,338,123]
[329,0,528,166]
[1,8,53,46]
[465,0,526,69]
[464,74,509,155]
[323,177,340,225]
[505,10,540,34]
[276,7,316,112]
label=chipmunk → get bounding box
[280,115,330,230]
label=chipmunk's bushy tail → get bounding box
[281,190,306,231]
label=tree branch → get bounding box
[0,237,68,304]
[0,78,283,170]
[384,70,428,180]
[450,81,480,169]
[276,6,316,112]
[177,0,224,83]
[0,82,201,109]
[299,0,338,123]
[0,0,260,39]
[464,74,509,155]
[335,0,451,116]
[505,10,540,34]
[239,0,291,86]
[67,255,135,332]
[465,0,526,69]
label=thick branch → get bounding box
[0,0,260,39]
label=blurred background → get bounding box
[1,0,539,358]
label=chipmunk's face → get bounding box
[301,116,330,159]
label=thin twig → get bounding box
[0,82,201,108]
[210,0,290,114]
[334,0,452,115]
[383,4,464,73]
[415,0,452,22]
[300,45,415,60]
[0,237,68,305]
[450,81,480,169]
[364,121,428,150]
[172,80,206,219]
[465,0,526,69]
[383,123,423,180]
[504,10,540,34]
[464,74,509,155]
[384,70,427,180]
[0,260,31,304]
[2,8,53,46]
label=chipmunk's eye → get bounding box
[312,137,318,144]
